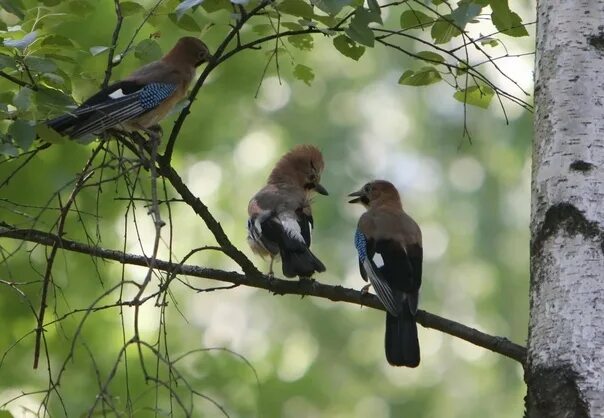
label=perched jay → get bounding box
[47,37,211,140]
[349,180,422,367]
[247,145,328,278]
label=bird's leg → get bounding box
[299,276,316,285]
[143,124,163,144]
[360,283,372,295]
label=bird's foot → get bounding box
[360,284,372,295]
[299,276,315,285]
[144,124,163,143]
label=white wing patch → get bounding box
[109,89,126,99]
[372,253,384,268]
[279,214,305,244]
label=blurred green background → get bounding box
[0,0,534,416]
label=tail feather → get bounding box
[385,306,420,367]
[281,249,325,278]
[47,113,80,136]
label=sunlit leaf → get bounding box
[288,34,313,50]
[120,1,146,16]
[345,7,378,47]
[8,120,36,151]
[252,24,272,35]
[453,85,494,108]
[416,50,445,63]
[400,10,433,30]
[135,39,162,63]
[431,16,460,44]
[202,0,231,13]
[293,64,314,86]
[491,8,528,37]
[333,35,365,61]
[398,66,442,86]
[41,34,74,47]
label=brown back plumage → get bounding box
[268,145,325,189]
[163,36,211,68]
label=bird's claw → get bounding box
[360,284,371,295]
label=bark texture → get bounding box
[529,1,604,416]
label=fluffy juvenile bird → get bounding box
[247,145,328,278]
[349,180,422,367]
[47,37,211,140]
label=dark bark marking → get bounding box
[525,365,589,418]
[531,203,604,256]
[569,160,594,172]
[588,34,604,52]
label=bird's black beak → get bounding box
[315,183,329,196]
[348,189,364,204]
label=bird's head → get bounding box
[269,145,328,196]
[348,180,402,209]
[167,36,212,67]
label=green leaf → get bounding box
[41,34,74,47]
[35,86,76,113]
[201,0,231,13]
[492,9,528,37]
[288,34,313,51]
[345,8,377,47]
[431,16,460,44]
[450,2,482,28]
[175,0,202,18]
[0,142,19,157]
[120,1,145,16]
[24,56,57,73]
[134,39,162,63]
[36,124,67,144]
[278,0,314,18]
[169,12,202,32]
[252,24,272,35]
[0,0,25,19]
[453,85,494,108]
[89,46,109,56]
[333,35,365,61]
[8,120,36,151]
[13,87,32,111]
[311,0,353,16]
[282,22,304,31]
[416,50,445,63]
[0,54,16,69]
[400,10,433,30]
[293,64,314,86]
[480,37,498,47]
[398,66,442,86]
[69,0,96,17]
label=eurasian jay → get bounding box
[47,37,211,140]
[247,145,328,279]
[349,180,422,367]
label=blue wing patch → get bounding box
[354,229,367,262]
[139,83,177,110]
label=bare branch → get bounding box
[0,224,527,365]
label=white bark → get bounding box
[530,1,604,416]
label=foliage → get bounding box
[0,0,533,416]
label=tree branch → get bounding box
[0,224,527,366]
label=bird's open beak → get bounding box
[315,183,329,196]
[348,189,364,204]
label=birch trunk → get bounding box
[528,1,604,416]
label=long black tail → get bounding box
[385,305,420,367]
[281,248,325,278]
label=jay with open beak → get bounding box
[47,37,211,140]
[349,180,422,367]
[247,145,328,279]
